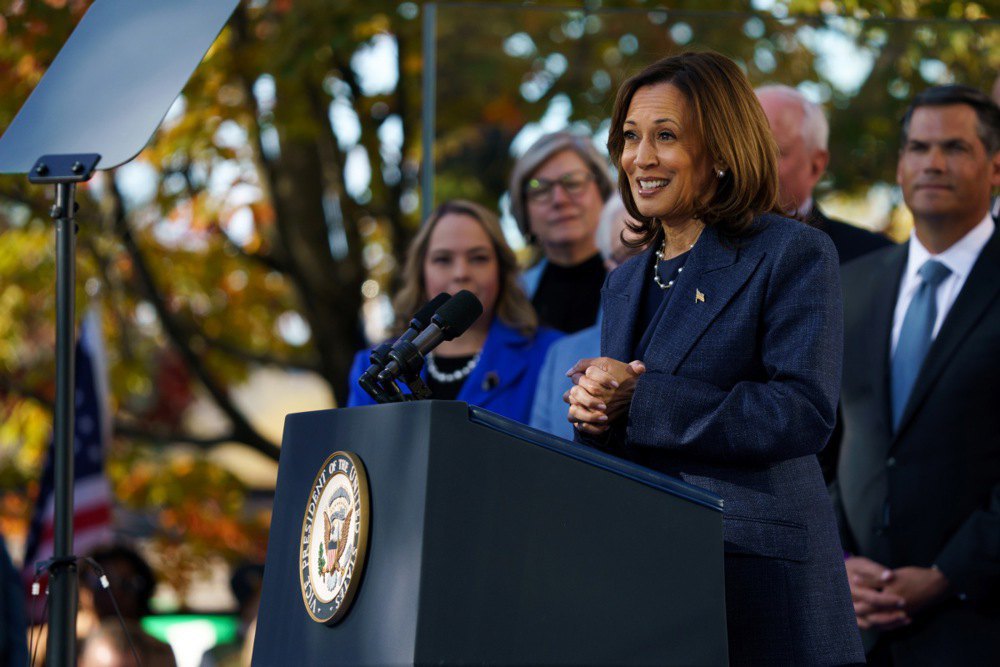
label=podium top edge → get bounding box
[289,402,724,512]
[467,405,724,512]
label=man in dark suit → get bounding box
[757,84,893,264]
[833,85,1000,664]
[757,85,895,483]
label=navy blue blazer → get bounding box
[347,318,562,425]
[587,214,863,664]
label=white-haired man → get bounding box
[757,85,892,264]
[757,85,895,483]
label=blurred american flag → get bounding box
[22,307,114,579]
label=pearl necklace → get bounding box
[426,351,481,383]
[652,239,689,290]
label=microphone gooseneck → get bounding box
[376,290,484,386]
[358,293,451,403]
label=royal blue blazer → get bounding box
[347,318,562,425]
[584,214,864,664]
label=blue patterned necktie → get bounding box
[891,259,952,430]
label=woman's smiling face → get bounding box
[620,82,717,226]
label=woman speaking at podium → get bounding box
[347,200,561,423]
[566,52,864,664]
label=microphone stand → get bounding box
[399,375,433,401]
[359,342,406,403]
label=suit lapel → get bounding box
[642,226,761,374]
[893,229,1000,441]
[601,252,645,361]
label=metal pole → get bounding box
[421,2,437,222]
[47,181,78,666]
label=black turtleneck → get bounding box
[531,252,607,334]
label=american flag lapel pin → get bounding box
[695,289,705,303]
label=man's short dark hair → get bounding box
[901,84,1000,154]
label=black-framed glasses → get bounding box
[525,170,595,204]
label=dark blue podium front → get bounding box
[254,401,726,666]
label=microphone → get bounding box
[377,290,483,386]
[358,292,452,403]
[402,292,452,345]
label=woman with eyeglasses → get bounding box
[509,132,614,333]
[347,200,561,423]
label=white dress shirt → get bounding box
[891,213,995,356]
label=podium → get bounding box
[253,401,727,665]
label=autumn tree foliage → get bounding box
[0,0,995,585]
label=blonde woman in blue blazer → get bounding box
[567,52,864,665]
[348,200,560,424]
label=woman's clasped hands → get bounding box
[564,357,646,435]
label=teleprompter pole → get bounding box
[28,154,99,667]
[0,2,243,662]
[48,180,79,666]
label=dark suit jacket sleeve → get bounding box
[626,228,843,466]
[934,481,1000,603]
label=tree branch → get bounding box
[114,421,280,460]
[209,224,289,273]
[0,377,281,460]
[227,3,294,273]
[106,182,279,458]
[198,334,320,373]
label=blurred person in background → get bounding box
[530,194,645,439]
[992,75,999,220]
[832,84,1000,665]
[200,562,264,667]
[756,84,893,264]
[80,544,176,667]
[79,622,176,667]
[347,200,561,423]
[0,534,28,666]
[509,132,614,333]
[756,84,894,484]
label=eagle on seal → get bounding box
[322,502,353,576]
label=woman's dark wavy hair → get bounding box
[607,51,781,248]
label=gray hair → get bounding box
[595,193,626,259]
[756,84,829,152]
[508,131,614,238]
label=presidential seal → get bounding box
[299,451,370,625]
